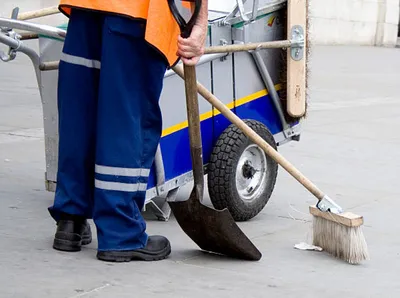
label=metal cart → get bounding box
[0,0,304,222]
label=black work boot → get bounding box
[53,215,92,252]
[96,235,171,262]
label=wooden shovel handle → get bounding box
[172,64,325,202]
[18,6,59,21]
[183,64,204,201]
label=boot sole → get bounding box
[97,243,171,262]
[53,234,92,252]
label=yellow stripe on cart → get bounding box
[161,84,282,137]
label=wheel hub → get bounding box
[242,161,257,179]
[235,144,267,202]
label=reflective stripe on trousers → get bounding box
[48,9,167,251]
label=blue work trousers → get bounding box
[48,9,167,251]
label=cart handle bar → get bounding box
[38,39,301,71]
[0,18,302,53]
[0,17,66,39]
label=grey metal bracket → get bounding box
[222,0,259,25]
[316,195,343,214]
[223,0,249,25]
[146,195,173,221]
[250,0,259,22]
[154,144,167,197]
[290,25,305,61]
[219,39,229,61]
[0,7,21,62]
[147,188,182,221]
[222,0,287,26]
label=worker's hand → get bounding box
[177,23,207,66]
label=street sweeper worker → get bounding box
[47,0,208,262]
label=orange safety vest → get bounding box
[58,0,192,67]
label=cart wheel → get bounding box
[207,120,278,221]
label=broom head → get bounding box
[309,206,369,264]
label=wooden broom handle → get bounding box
[204,40,292,54]
[18,6,60,21]
[172,64,326,202]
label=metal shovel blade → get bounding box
[166,62,262,261]
[168,191,262,261]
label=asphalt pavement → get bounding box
[1,3,400,297]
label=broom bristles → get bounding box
[312,215,370,264]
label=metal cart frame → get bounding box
[0,0,306,221]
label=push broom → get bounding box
[172,0,368,265]
[172,63,370,264]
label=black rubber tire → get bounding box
[207,120,278,221]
